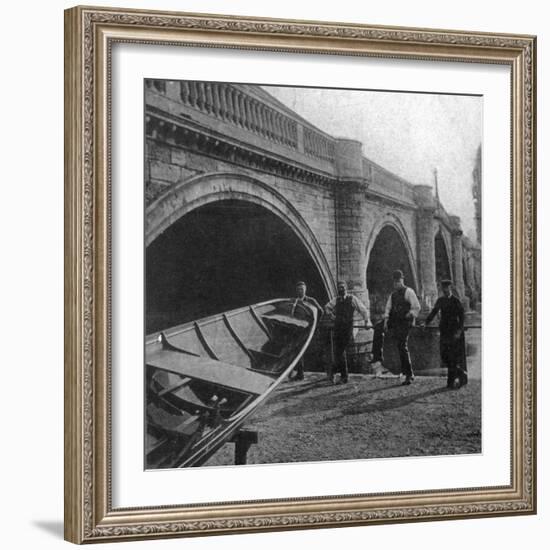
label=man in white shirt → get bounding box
[290,281,324,381]
[371,269,420,385]
[324,281,371,384]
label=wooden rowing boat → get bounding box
[146,298,318,468]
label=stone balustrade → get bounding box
[146,80,458,223]
[146,80,346,167]
[178,81,299,149]
[303,126,336,162]
[365,158,417,206]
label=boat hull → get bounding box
[146,298,317,468]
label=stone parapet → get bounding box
[413,184,436,210]
[334,138,364,181]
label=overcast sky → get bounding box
[264,86,482,241]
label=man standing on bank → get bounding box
[371,269,420,385]
[289,281,324,381]
[324,281,371,384]
[421,279,466,389]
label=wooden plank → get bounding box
[262,313,309,329]
[147,402,201,436]
[147,351,274,395]
[157,376,192,398]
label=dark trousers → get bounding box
[291,327,322,380]
[441,332,467,386]
[332,327,352,380]
[292,358,304,379]
[371,321,413,378]
[371,321,385,363]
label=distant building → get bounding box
[472,145,482,244]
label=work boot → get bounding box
[447,376,462,389]
[370,361,383,375]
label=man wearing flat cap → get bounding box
[289,281,324,381]
[294,281,323,317]
[371,269,420,385]
[324,280,371,384]
[422,279,466,388]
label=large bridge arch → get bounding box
[364,215,419,317]
[145,172,335,331]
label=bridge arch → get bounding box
[364,215,418,317]
[145,172,334,332]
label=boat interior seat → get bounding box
[146,431,169,455]
[246,348,286,371]
[244,354,269,374]
[261,314,309,331]
[158,386,234,416]
[147,350,274,396]
[147,401,201,437]
[248,347,282,360]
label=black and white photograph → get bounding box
[2,0,544,546]
[144,80,483,469]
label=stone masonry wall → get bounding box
[144,81,480,307]
[146,137,338,290]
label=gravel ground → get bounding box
[204,372,481,467]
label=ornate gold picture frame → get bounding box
[64,5,536,544]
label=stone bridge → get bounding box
[144,80,481,333]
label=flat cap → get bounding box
[392,269,404,281]
[440,279,453,287]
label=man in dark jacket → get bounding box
[422,279,466,388]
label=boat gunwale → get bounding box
[174,303,318,467]
[145,298,309,346]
